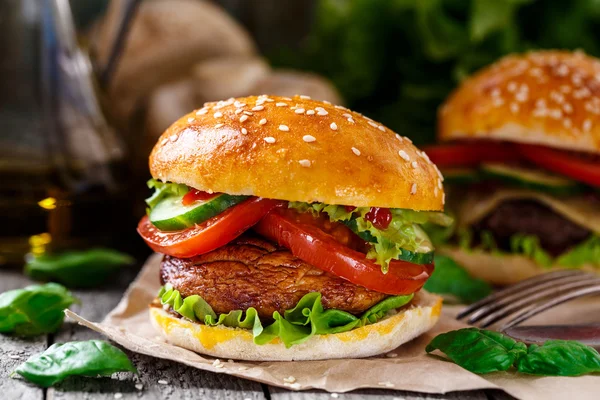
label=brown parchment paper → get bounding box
[66,254,600,400]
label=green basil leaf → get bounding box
[360,294,413,325]
[426,328,527,374]
[424,255,492,304]
[0,283,77,336]
[25,249,134,288]
[14,340,136,387]
[516,340,600,376]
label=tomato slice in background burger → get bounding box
[138,197,284,258]
[423,141,519,167]
[518,144,600,187]
[254,209,433,295]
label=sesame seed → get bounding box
[549,109,563,119]
[252,106,264,111]
[187,117,195,123]
[411,161,418,169]
[438,179,443,189]
[264,137,276,143]
[295,108,305,114]
[317,110,328,116]
[507,82,517,92]
[243,111,253,116]
[322,100,331,104]
[240,115,248,123]
[263,98,274,102]
[434,187,439,197]
[351,147,361,156]
[563,119,572,128]
[256,100,265,106]
[411,183,417,195]
[213,112,223,118]
[234,101,246,108]
[396,134,403,142]
[490,88,501,97]
[334,105,346,110]
[299,159,311,167]
[169,134,178,142]
[279,125,289,131]
[443,192,446,204]
[404,136,412,143]
[563,103,573,114]
[196,109,208,115]
[158,380,168,385]
[493,98,505,107]
[307,110,315,115]
[241,128,248,134]
[330,122,338,131]
[283,376,297,383]
[398,150,410,161]
[235,109,243,115]
[300,95,311,99]
[276,102,288,107]
[303,135,316,142]
[343,113,352,118]
[378,125,386,132]
[282,97,292,101]
[583,119,593,132]
[258,118,266,125]
[347,117,355,123]
[215,123,224,128]
[161,138,168,145]
[515,91,528,102]
[510,103,519,114]
[368,121,378,128]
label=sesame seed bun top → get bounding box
[149,95,445,211]
[439,50,600,154]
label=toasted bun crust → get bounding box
[439,51,600,154]
[149,291,441,361]
[440,247,599,285]
[150,95,444,210]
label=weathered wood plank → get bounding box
[269,387,491,400]
[48,269,265,400]
[0,268,45,400]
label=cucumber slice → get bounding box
[481,163,583,196]
[441,168,481,185]
[149,193,249,231]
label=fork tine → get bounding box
[500,284,600,331]
[457,270,587,320]
[465,274,596,324]
[475,278,600,328]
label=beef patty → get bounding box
[160,235,388,319]
[473,200,591,256]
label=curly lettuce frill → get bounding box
[158,284,414,348]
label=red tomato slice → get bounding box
[138,197,284,258]
[423,142,519,167]
[518,144,600,187]
[181,189,219,206]
[254,209,433,295]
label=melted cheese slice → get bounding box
[455,188,600,234]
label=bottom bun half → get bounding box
[440,247,598,286]
[149,290,442,361]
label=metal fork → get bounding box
[457,270,600,333]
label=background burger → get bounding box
[137,95,450,361]
[425,50,600,285]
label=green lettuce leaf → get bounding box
[557,236,600,268]
[289,202,452,272]
[510,234,553,268]
[158,284,413,348]
[145,179,189,209]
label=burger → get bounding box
[425,50,600,285]
[137,95,450,361]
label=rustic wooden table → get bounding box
[0,267,516,400]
